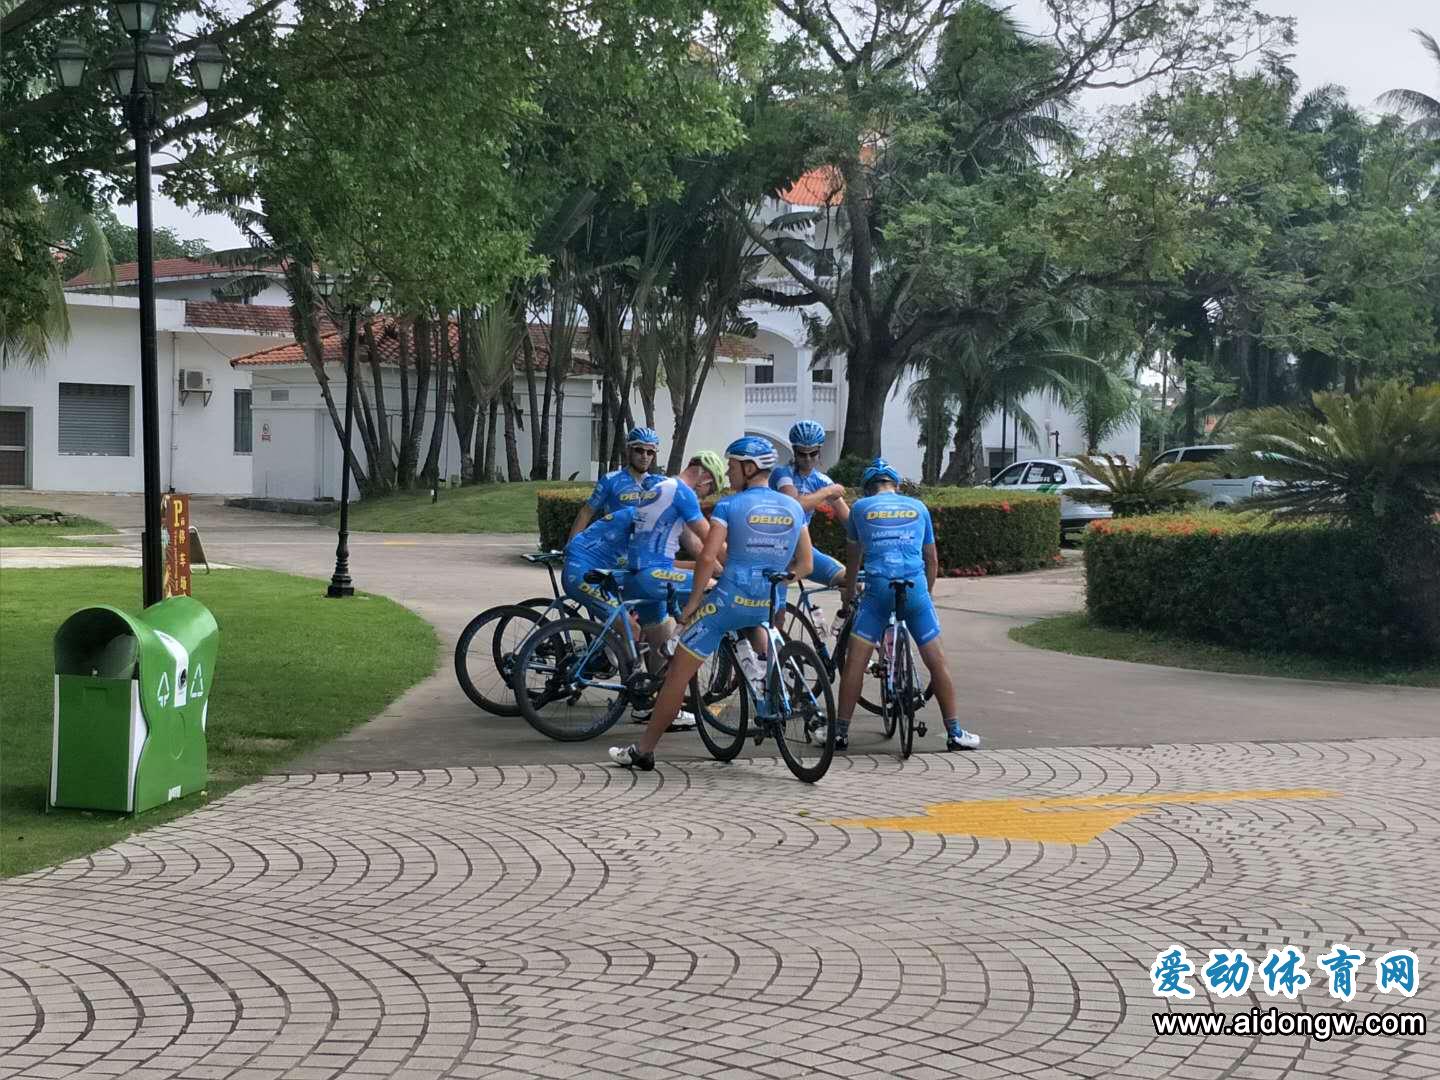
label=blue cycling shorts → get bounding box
[622,565,694,627]
[852,573,941,647]
[677,582,788,660]
[808,550,846,586]
[562,560,622,623]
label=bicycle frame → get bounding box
[537,572,679,697]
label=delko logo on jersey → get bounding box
[619,489,651,504]
[865,506,920,528]
[746,505,796,535]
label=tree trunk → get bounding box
[597,373,611,474]
[838,339,902,459]
[518,313,544,478]
[421,319,451,485]
[940,409,982,486]
[1183,357,1198,445]
[397,321,414,488]
[503,384,522,481]
[364,319,395,484]
[402,316,432,488]
[536,353,554,480]
[482,398,498,481]
[452,315,478,483]
[551,384,567,480]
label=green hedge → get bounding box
[539,484,1060,576]
[1084,512,1439,659]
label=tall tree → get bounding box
[1379,29,1440,139]
[738,0,1289,457]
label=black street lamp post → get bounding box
[315,273,361,598]
[54,5,226,608]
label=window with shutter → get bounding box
[234,390,253,453]
[58,383,131,456]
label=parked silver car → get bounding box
[1150,444,1279,507]
[984,457,1112,536]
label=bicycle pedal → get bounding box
[917,723,928,737]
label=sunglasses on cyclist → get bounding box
[793,449,821,459]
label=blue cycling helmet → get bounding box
[860,458,901,492]
[625,425,660,448]
[788,419,827,449]
[725,435,778,470]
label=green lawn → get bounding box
[0,566,438,878]
[0,504,116,547]
[335,480,575,534]
[1010,612,1440,688]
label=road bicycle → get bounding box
[508,569,678,742]
[452,550,582,716]
[877,578,928,758]
[691,572,836,783]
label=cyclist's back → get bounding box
[626,476,703,570]
[847,491,931,582]
[563,509,634,620]
[713,486,806,589]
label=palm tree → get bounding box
[2,190,112,367]
[1226,381,1440,529]
[1064,454,1206,518]
[1378,29,1440,139]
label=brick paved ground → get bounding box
[4,740,1437,1079]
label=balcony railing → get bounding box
[813,384,837,405]
[746,383,798,408]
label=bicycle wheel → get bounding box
[691,638,748,761]
[512,617,632,741]
[771,641,836,783]
[518,595,586,621]
[833,614,885,717]
[454,604,543,716]
[895,633,917,759]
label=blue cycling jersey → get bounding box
[585,469,661,515]
[770,465,837,524]
[626,477,704,569]
[846,492,934,580]
[565,508,633,568]
[710,486,805,591]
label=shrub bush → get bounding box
[827,455,869,487]
[539,484,1060,575]
[1084,512,1439,659]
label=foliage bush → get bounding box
[539,484,1061,575]
[827,455,869,487]
[1065,454,1207,517]
[1084,512,1440,659]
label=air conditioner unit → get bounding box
[177,369,214,405]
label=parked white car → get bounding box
[984,457,1112,536]
[1150,444,1278,507]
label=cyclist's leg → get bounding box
[906,580,981,749]
[624,567,693,670]
[834,586,888,745]
[611,590,734,765]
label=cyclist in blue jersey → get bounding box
[619,450,728,728]
[561,508,635,622]
[611,436,813,771]
[568,426,663,541]
[770,420,850,590]
[825,459,980,754]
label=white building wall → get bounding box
[0,295,288,495]
[249,368,603,500]
[631,358,749,467]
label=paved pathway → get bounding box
[3,740,1437,1079]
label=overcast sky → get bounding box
[121,0,1438,252]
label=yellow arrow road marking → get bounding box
[831,789,1338,844]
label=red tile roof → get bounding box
[66,257,277,289]
[231,317,765,369]
[778,166,845,207]
[184,301,294,335]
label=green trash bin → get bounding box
[51,597,217,814]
